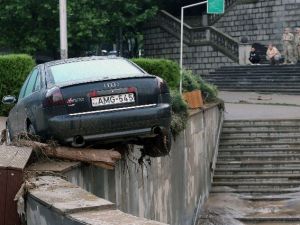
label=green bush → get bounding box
[183,70,218,103]
[132,58,180,90]
[196,76,218,102]
[170,90,188,138]
[182,70,200,92]
[0,54,35,116]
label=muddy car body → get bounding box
[3,57,172,156]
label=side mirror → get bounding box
[2,95,17,105]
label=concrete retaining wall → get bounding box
[26,176,166,225]
[67,104,223,225]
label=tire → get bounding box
[5,124,12,145]
[27,123,37,140]
[143,129,172,157]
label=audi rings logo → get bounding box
[104,82,120,88]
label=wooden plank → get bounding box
[0,169,8,225]
[5,170,22,225]
[0,145,32,170]
[20,141,122,168]
[8,147,32,170]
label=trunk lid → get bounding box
[59,77,160,114]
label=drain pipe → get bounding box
[191,108,224,225]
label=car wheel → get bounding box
[27,123,38,141]
[5,124,12,145]
[143,129,172,157]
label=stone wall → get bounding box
[214,0,300,52]
[143,0,300,75]
[66,104,224,225]
[143,27,237,75]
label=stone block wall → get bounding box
[143,0,300,75]
[143,27,237,75]
[214,0,300,52]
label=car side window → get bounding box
[18,77,29,101]
[23,68,39,98]
[33,72,41,92]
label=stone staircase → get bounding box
[203,64,300,94]
[148,10,240,62]
[211,119,300,224]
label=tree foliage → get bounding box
[0,0,158,58]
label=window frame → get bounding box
[18,67,40,101]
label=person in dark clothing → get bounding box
[249,47,261,64]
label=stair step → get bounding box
[219,142,300,147]
[240,196,292,201]
[223,120,300,126]
[238,217,300,223]
[216,161,300,169]
[214,174,300,182]
[221,135,300,141]
[212,181,300,188]
[213,88,300,92]
[219,152,300,157]
[222,128,300,133]
[210,188,299,194]
[221,133,300,140]
[215,167,300,173]
[218,155,300,161]
[219,147,300,153]
[207,80,300,84]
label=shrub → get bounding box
[182,70,200,92]
[0,54,35,116]
[183,70,218,103]
[170,90,188,138]
[132,58,180,90]
[196,76,218,102]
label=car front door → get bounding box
[16,67,40,133]
[8,72,30,136]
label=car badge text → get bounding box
[104,82,120,88]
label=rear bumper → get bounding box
[47,103,171,143]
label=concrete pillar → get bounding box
[239,44,252,65]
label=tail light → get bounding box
[127,87,137,93]
[43,87,65,107]
[156,77,169,93]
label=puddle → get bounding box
[198,190,300,225]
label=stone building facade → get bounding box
[143,0,300,75]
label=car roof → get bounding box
[44,56,124,67]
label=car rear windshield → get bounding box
[49,59,144,84]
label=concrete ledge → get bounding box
[27,176,168,225]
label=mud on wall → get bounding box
[66,104,223,225]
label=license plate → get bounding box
[91,93,135,107]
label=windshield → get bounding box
[49,59,144,84]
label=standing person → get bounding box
[249,47,260,64]
[282,28,295,64]
[266,44,281,65]
[295,28,300,63]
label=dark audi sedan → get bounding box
[3,57,172,156]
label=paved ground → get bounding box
[220,91,300,107]
[220,91,300,121]
[224,103,300,120]
[199,192,300,225]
